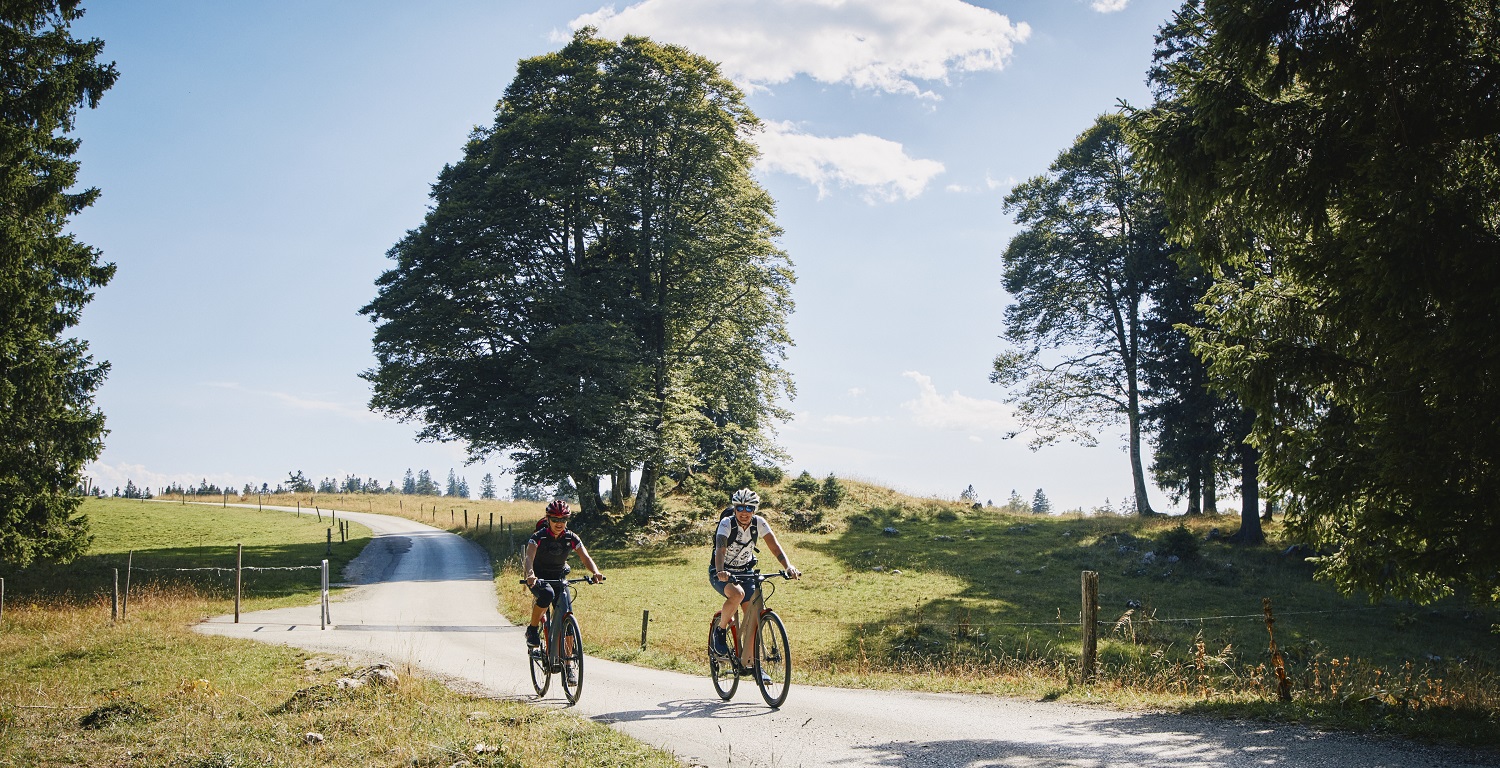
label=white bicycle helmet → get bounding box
[730,488,760,509]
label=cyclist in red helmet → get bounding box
[522,500,604,648]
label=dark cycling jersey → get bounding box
[528,527,581,579]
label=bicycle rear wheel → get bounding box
[755,611,790,708]
[529,613,551,697]
[708,614,738,700]
[560,614,584,705]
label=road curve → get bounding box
[196,506,1497,768]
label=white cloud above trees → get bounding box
[755,121,944,202]
[900,371,1018,433]
[567,0,1030,98]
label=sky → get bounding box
[66,0,1189,512]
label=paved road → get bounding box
[196,506,1498,767]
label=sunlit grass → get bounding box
[0,498,681,768]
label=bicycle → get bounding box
[519,575,601,704]
[707,570,794,708]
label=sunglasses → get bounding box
[733,505,755,512]
[547,516,568,523]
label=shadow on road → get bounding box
[592,698,782,725]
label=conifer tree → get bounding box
[0,0,119,566]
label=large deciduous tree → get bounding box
[1137,0,1500,601]
[992,114,1170,516]
[362,31,792,523]
[0,0,117,567]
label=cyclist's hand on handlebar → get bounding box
[525,573,537,587]
[716,569,730,582]
[589,572,605,584]
[785,566,802,580]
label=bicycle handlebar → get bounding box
[723,570,795,582]
[518,575,605,585]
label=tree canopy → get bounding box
[362,31,793,522]
[993,114,1172,516]
[0,0,117,566]
[1136,0,1500,601]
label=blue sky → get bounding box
[69,0,1186,511]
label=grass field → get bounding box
[147,485,1500,748]
[0,498,680,768]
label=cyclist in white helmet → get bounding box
[710,488,800,675]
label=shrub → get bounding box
[1154,524,1201,561]
[819,474,848,508]
[752,464,785,485]
[788,471,820,496]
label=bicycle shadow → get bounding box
[589,698,781,724]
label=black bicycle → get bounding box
[707,570,794,708]
[520,576,601,704]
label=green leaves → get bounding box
[1136,0,1500,601]
[362,30,792,521]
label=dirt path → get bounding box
[195,506,1497,767]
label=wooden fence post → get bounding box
[641,610,651,650]
[464,509,469,529]
[1,576,5,627]
[326,528,332,556]
[1263,597,1292,701]
[123,550,132,620]
[489,513,493,534]
[234,543,242,623]
[1081,570,1098,684]
[321,559,330,630]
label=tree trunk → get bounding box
[1185,462,1202,515]
[1229,412,1264,544]
[609,468,633,513]
[633,464,660,524]
[1126,392,1157,516]
[1203,455,1219,515]
[570,473,606,526]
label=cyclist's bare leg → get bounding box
[529,602,546,629]
[719,582,746,629]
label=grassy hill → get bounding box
[471,477,1500,748]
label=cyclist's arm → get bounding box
[713,534,730,579]
[762,531,800,578]
[575,543,604,581]
[522,540,539,585]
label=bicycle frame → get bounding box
[522,576,595,703]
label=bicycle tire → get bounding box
[708,613,739,700]
[560,613,584,705]
[529,611,552,697]
[755,610,791,708]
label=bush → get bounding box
[786,508,823,532]
[752,464,785,485]
[788,471,820,496]
[818,474,847,509]
[1154,524,1201,562]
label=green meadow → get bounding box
[0,498,678,768]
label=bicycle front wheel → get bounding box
[708,614,738,701]
[755,611,790,708]
[560,613,584,705]
[529,616,551,697]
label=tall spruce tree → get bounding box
[0,0,118,566]
[1137,0,1500,600]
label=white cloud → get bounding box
[756,121,944,202]
[823,414,886,426]
[847,387,864,397]
[84,461,254,495]
[206,382,379,423]
[1091,0,1129,12]
[900,371,1018,432]
[567,0,1030,98]
[945,172,1016,195]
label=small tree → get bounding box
[286,471,314,493]
[818,474,847,509]
[401,469,416,495]
[480,473,496,500]
[1031,489,1052,515]
[960,484,978,502]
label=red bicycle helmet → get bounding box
[545,500,571,518]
